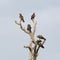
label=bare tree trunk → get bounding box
[33,56,37,60]
[29,40,32,60]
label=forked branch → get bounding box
[15,20,29,34]
[36,40,46,53]
[24,46,32,52]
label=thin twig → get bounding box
[24,46,32,52]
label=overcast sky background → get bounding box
[0,0,60,60]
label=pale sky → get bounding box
[0,0,60,60]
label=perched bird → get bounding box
[27,24,32,32]
[31,13,35,20]
[32,40,44,48]
[37,35,46,40]
[32,40,42,45]
[36,40,42,44]
[19,13,25,22]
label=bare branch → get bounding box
[24,46,32,52]
[15,20,20,25]
[36,46,40,53]
[15,20,29,34]
[34,45,37,53]
[33,20,37,35]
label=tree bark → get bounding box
[29,39,33,60]
[33,56,37,60]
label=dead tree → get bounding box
[15,13,46,60]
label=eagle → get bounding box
[37,35,46,40]
[27,24,32,32]
[31,13,35,20]
[19,13,25,22]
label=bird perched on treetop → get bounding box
[19,13,25,22]
[31,13,35,21]
[27,24,32,32]
[37,35,46,40]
